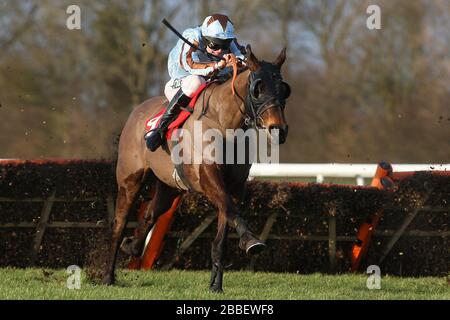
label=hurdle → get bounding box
[350,161,449,271]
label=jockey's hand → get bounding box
[218,54,234,69]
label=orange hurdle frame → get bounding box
[128,195,182,270]
[350,162,393,272]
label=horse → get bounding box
[102,45,290,292]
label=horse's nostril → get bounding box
[278,132,286,144]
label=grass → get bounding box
[0,268,448,300]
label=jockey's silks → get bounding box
[167,26,245,80]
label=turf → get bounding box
[0,268,448,300]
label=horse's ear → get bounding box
[273,47,287,69]
[245,44,260,71]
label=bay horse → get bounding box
[102,45,290,292]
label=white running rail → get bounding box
[249,163,450,186]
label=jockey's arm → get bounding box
[180,40,217,77]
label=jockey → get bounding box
[145,13,246,151]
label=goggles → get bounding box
[203,36,233,51]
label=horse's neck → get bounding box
[206,70,250,131]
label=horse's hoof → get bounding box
[209,286,224,294]
[102,275,115,286]
[246,241,267,255]
[239,233,267,255]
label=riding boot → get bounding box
[145,89,191,151]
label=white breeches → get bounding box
[164,75,206,101]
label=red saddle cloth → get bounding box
[145,82,212,140]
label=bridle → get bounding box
[200,62,290,131]
[241,62,290,129]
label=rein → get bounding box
[230,54,238,96]
[199,59,284,131]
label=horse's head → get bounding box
[244,45,290,144]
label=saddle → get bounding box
[144,81,212,140]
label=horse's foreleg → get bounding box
[209,213,228,293]
[209,182,247,292]
[227,181,265,255]
[200,164,266,290]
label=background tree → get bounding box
[0,0,448,162]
